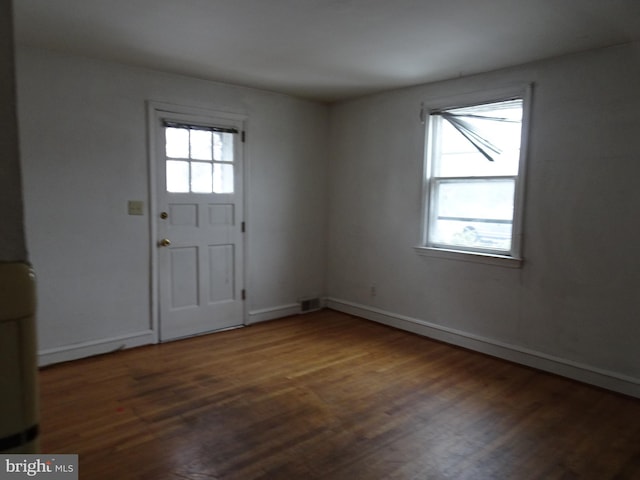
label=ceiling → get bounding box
[13,0,640,103]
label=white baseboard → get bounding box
[247,303,301,325]
[37,302,307,365]
[38,330,156,366]
[327,298,640,399]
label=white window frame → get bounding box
[415,84,532,268]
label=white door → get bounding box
[152,107,245,341]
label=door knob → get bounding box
[159,238,171,247]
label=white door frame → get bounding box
[146,101,248,342]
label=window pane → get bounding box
[437,179,515,220]
[213,132,234,162]
[435,100,523,177]
[166,160,189,193]
[432,218,513,251]
[166,127,189,159]
[430,179,515,251]
[437,122,521,177]
[191,162,213,193]
[190,129,212,161]
[213,163,234,193]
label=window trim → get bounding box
[417,84,533,267]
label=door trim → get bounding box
[146,101,248,342]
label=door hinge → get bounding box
[241,131,246,143]
[241,289,246,300]
[241,221,245,233]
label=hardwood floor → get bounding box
[39,310,640,479]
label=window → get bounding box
[164,122,236,194]
[418,87,531,266]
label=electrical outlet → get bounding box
[128,200,145,216]
[370,284,377,297]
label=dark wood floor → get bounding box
[39,310,640,479]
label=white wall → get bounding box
[16,47,328,362]
[16,41,640,397]
[0,0,26,262]
[327,42,640,397]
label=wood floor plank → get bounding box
[38,310,640,479]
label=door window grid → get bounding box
[165,126,234,194]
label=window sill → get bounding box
[414,246,523,268]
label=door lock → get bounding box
[160,211,168,219]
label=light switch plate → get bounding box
[128,200,145,216]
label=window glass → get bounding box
[166,127,189,159]
[190,130,213,161]
[214,132,234,162]
[431,179,515,251]
[213,163,234,193]
[437,114,521,177]
[191,162,213,193]
[166,160,189,193]
[165,125,236,194]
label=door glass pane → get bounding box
[190,130,212,161]
[191,162,213,193]
[213,163,234,193]
[166,127,189,159]
[214,132,234,162]
[166,160,189,193]
[430,179,515,251]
